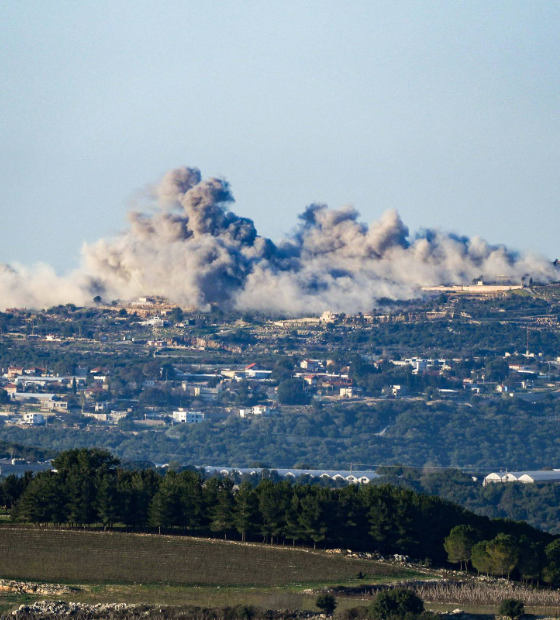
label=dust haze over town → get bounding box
[1,165,558,314]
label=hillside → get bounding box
[0,529,410,587]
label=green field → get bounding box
[0,529,427,615]
[0,529,414,588]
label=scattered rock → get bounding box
[12,601,142,617]
[10,601,326,619]
[0,580,79,595]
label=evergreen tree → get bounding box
[486,534,520,580]
[97,473,120,528]
[148,473,182,529]
[16,473,67,524]
[471,541,493,576]
[444,525,481,571]
[210,481,235,540]
[234,481,259,542]
[284,493,304,546]
[258,480,288,544]
[366,486,399,552]
[298,489,331,549]
[2,474,27,510]
[517,537,543,584]
[178,470,206,530]
[543,539,560,586]
[337,485,369,549]
[118,469,159,527]
[66,472,98,525]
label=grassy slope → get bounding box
[0,529,416,588]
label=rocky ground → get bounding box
[8,601,324,620]
[0,581,79,596]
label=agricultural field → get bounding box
[3,530,560,617]
[0,528,427,615]
[0,529,413,588]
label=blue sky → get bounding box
[1,0,559,271]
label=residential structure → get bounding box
[172,409,205,424]
[22,412,45,425]
[239,405,278,418]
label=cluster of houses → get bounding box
[297,359,357,397]
[0,361,283,428]
[2,341,560,429]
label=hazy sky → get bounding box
[1,0,559,272]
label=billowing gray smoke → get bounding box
[1,166,557,314]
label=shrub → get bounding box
[316,593,337,615]
[498,598,525,620]
[368,588,424,619]
[340,607,368,620]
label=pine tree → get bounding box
[210,485,235,540]
[486,534,520,580]
[16,473,67,524]
[97,473,120,528]
[178,470,205,531]
[66,473,98,525]
[234,481,259,542]
[298,490,330,549]
[444,525,481,571]
[148,474,182,529]
[284,493,303,546]
[366,486,398,552]
[258,480,288,544]
[471,540,493,576]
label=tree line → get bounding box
[444,524,560,586]
[0,449,553,568]
[377,467,560,536]
[4,395,560,470]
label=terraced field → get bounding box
[0,529,411,587]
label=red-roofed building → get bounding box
[4,383,18,397]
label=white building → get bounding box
[391,357,448,375]
[40,400,69,412]
[141,317,167,327]
[173,409,205,424]
[23,412,45,425]
[95,402,112,412]
[391,385,407,397]
[239,405,278,418]
[204,466,379,484]
[483,470,560,486]
[300,359,321,372]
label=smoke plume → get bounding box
[1,166,557,314]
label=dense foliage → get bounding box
[376,468,560,535]
[0,440,52,461]
[3,396,560,469]
[0,449,553,572]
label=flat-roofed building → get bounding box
[173,409,205,424]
